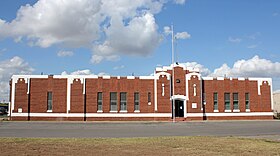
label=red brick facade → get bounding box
[9,64,273,121]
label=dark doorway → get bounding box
[175,100,184,117]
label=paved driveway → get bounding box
[0,120,280,139]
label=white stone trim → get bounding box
[187,112,273,117]
[11,78,15,111]
[139,76,155,80]
[217,77,224,80]
[214,110,219,112]
[171,95,187,100]
[102,75,111,79]
[238,77,245,81]
[67,78,72,113]
[11,113,172,118]
[155,72,171,80]
[233,109,240,112]
[246,109,251,112]
[127,76,135,79]
[97,110,103,113]
[202,77,213,80]
[47,110,52,113]
[119,110,128,113]
[186,73,202,80]
[154,73,157,111]
[27,78,30,94]
[225,110,232,112]
[109,111,118,113]
[134,110,140,113]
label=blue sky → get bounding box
[0,0,280,101]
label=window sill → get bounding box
[224,110,232,112]
[109,111,118,113]
[134,110,140,113]
[119,110,128,113]
[233,109,240,112]
[47,110,52,113]
[214,110,219,112]
[246,109,251,112]
[97,110,103,113]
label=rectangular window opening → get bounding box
[97,92,102,111]
[233,93,239,110]
[110,92,117,111]
[47,92,52,111]
[224,93,230,110]
[134,92,140,111]
[213,92,218,111]
[245,93,250,110]
[148,92,151,103]
[120,92,127,111]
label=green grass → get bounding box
[1,136,280,156]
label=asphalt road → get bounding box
[0,120,280,139]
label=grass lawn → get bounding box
[1,136,280,156]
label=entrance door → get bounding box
[175,100,184,117]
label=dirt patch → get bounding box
[1,136,280,156]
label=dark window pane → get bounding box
[148,92,151,102]
[134,92,140,111]
[47,92,52,110]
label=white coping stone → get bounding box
[139,76,155,79]
[102,75,110,79]
[202,77,213,80]
[127,76,135,79]
[217,77,224,80]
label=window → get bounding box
[148,92,151,103]
[224,93,230,110]
[134,92,140,111]
[233,93,239,110]
[193,84,197,96]
[120,92,127,111]
[110,92,117,111]
[213,93,218,111]
[47,92,52,111]
[245,93,250,110]
[97,92,102,111]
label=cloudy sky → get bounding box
[0,0,280,101]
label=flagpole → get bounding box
[171,25,175,123]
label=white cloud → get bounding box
[228,37,242,43]
[175,32,191,39]
[180,56,280,90]
[0,56,34,101]
[181,62,211,76]
[174,0,186,5]
[0,0,189,64]
[57,50,74,57]
[94,13,161,58]
[164,26,172,35]
[164,26,191,40]
[61,69,92,75]
[208,55,280,78]
[113,65,125,70]
[61,69,109,76]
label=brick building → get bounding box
[9,63,274,121]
